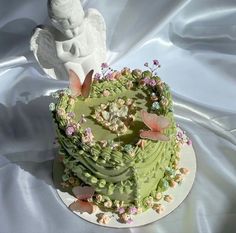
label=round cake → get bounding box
[50,61,187,224]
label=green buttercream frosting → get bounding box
[52,68,180,211]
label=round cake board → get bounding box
[53,142,196,228]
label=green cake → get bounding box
[50,61,187,224]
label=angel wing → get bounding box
[30,26,68,80]
[86,9,107,63]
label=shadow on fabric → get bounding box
[0,18,37,58]
[0,95,58,186]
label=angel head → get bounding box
[48,0,85,38]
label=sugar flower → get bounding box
[67,112,75,119]
[117,207,125,214]
[153,59,160,66]
[84,128,94,142]
[94,73,101,81]
[152,101,160,110]
[65,126,75,136]
[129,206,138,215]
[143,77,150,85]
[103,90,110,97]
[101,63,109,69]
[49,103,55,111]
[98,213,110,224]
[149,79,157,87]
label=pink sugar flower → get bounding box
[94,73,101,81]
[153,59,160,66]
[127,218,134,224]
[129,206,138,215]
[117,207,125,214]
[101,63,109,69]
[106,72,115,80]
[187,139,192,146]
[66,126,75,136]
[149,79,157,87]
[143,77,150,85]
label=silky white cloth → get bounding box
[0,0,236,232]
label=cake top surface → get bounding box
[50,60,175,157]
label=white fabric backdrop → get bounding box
[0,0,236,232]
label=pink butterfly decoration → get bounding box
[139,110,170,141]
[68,69,94,98]
[69,186,97,214]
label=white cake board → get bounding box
[53,142,196,228]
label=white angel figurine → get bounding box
[30,0,106,81]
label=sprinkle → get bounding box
[144,62,148,67]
